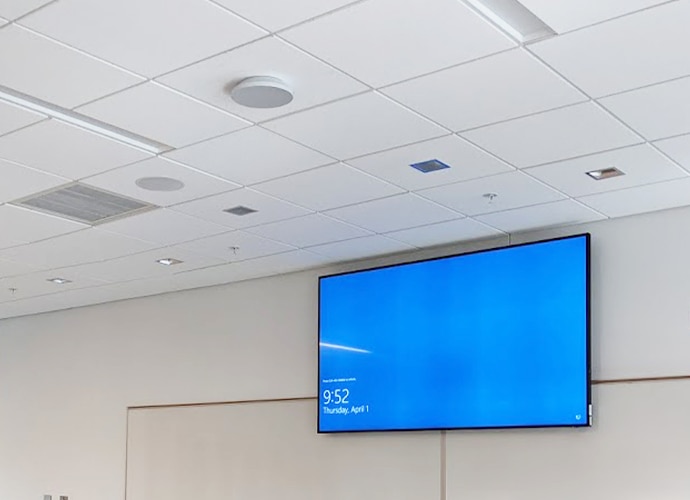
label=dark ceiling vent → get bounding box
[224,205,258,216]
[410,159,452,173]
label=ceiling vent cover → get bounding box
[224,205,258,216]
[13,183,155,225]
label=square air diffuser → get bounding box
[224,205,258,216]
[410,159,452,173]
[13,183,155,225]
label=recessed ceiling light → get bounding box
[230,76,294,109]
[156,258,183,266]
[410,159,452,173]
[223,205,258,216]
[586,167,625,180]
[136,176,185,192]
[463,0,556,43]
[47,278,72,285]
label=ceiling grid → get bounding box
[0,0,689,317]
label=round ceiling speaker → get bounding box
[135,176,185,192]
[230,76,294,109]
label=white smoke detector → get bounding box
[230,76,294,109]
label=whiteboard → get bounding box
[126,399,441,500]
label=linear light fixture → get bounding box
[463,0,556,43]
[0,85,171,154]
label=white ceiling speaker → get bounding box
[230,76,294,109]
[136,176,185,192]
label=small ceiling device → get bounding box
[230,76,294,109]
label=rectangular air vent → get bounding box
[224,205,258,216]
[13,183,155,225]
[410,159,452,173]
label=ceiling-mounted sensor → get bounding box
[230,76,294,109]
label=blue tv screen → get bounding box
[318,234,591,433]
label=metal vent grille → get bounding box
[224,205,258,216]
[13,183,155,225]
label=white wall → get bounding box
[1,205,690,500]
[125,380,690,500]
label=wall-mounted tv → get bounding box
[318,234,591,433]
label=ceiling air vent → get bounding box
[224,205,258,216]
[13,183,156,225]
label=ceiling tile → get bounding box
[0,0,52,20]
[31,281,138,311]
[169,248,330,289]
[0,205,86,249]
[383,49,586,132]
[347,135,513,191]
[214,0,358,31]
[229,249,330,275]
[419,171,564,216]
[385,218,503,248]
[0,228,158,270]
[252,163,403,211]
[655,134,690,170]
[171,188,311,229]
[462,103,641,168]
[600,76,690,141]
[179,230,295,262]
[0,258,38,279]
[0,100,45,136]
[165,126,332,185]
[19,0,266,77]
[308,235,414,261]
[99,209,229,246]
[525,144,688,197]
[205,250,331,283]
[0,158,68,203]
[246,213,370,248]
[578,178,690,218]
[65,247,224,283]
[0,303,14,318]
[519,0,670,33]
[0,25,142,109]
[265,92,446,160]
[476,200,605,233]
[0,236,23,251]
[81,157,239,207]
[0,119,152,179]
[158,36,367,123]
[325,193,461,233]
[0,268,108,303]
[530,1,690,97]
[0,295,63,316]
[76,82,249,148]
[281,0,514,87]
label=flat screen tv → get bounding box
[318,234,591,433]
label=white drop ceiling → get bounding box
[1,0,690,319]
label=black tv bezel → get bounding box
[317,233,592,434]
